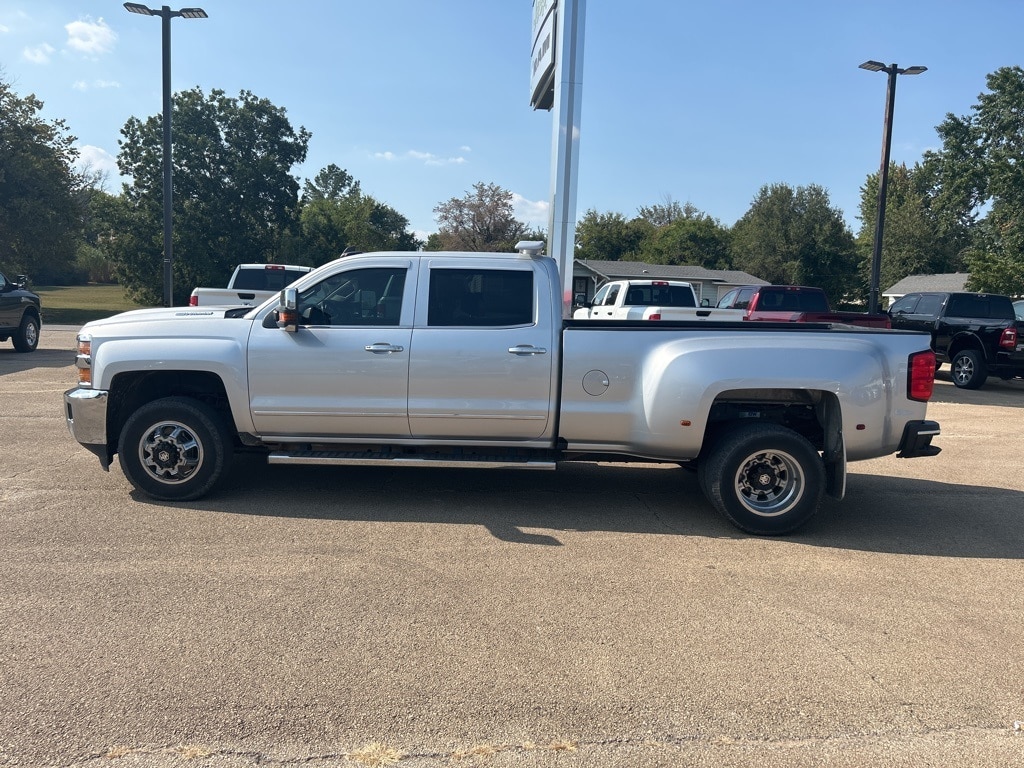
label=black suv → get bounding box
[0,270,41,352]
[888,291,1023,389]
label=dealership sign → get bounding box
[531,0,556,109]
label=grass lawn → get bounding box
[35,284,153,326]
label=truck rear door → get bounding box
[407,259,556,440]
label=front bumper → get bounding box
[64,387,111,469]
[896,419,941,458]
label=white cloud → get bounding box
[0,24,10,33]
[372,149,467,166]
[75,144,120,180]
[65,17,116,56]
[512,193,549,229]
[23,43,55,64]
[72,79,121,91]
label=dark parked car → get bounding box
[0,270,41,352]
[888,291,1023,389]
[717,285,891,328]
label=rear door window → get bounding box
[914,294,944,317]
[428,268,534,327]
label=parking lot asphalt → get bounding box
[1,327,1022,767]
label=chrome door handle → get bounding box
[365,343,404,354]
[508,345,547,355]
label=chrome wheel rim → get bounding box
[734,448,804,517]
[25,320,38,347]
[139,420,204,484]
[953,356,974,386]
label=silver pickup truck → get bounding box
[65,249,940,535]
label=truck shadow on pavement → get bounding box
[930,372,1024,407]
[0,347,75,374]
[147,454,1024,560]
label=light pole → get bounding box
[124,3,208,307]
[859,60,926,314]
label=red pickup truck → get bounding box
[716,285,891,329]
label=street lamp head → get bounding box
[179,8,209,19]
[859,60,887,72]
[901,66,928,76]
[123,2,155,15]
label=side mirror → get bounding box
[277,287,298,332]
[700,298,711,307]
[573,292,589,308]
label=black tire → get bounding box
[703,423,824,535]
[117,396,233,501]
[12,312,39,352]
[950,349,987,389]
[697,429,726,498]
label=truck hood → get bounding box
[81,305,253,332]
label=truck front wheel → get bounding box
[117,396,232,501]
[703,424,824,535]
[12,312,39,352]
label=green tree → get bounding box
[574,209,651,261]
[636,207,732,268]
[922,66,1024,294]
[0,77,84,282]
[637,197,690,227]
[430,182,527,252]
[731,183,858,301]
[303,163,360,202]
[855,163,965,296]
[298,164,420,262]
[75,186,127,283]
[113,87,311,304]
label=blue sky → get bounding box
[2,1,1023,242]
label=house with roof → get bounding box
[572,260,768,307]
[882,273,970,306]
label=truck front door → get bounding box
[246,260,414,439]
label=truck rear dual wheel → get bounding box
[702,424,824,535]
[117,397,232,501]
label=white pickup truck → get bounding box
[65,247,941,535]
[188,263,312,307]
[573,278,744,321]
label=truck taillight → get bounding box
[648,313,662,320]
[999,326,1017,350]
[189,294,198,306]
[908,350,935,402]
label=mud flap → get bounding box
[824,446,846,500]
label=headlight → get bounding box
[76,334,92,386]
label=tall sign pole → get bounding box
[531,0,585,319]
